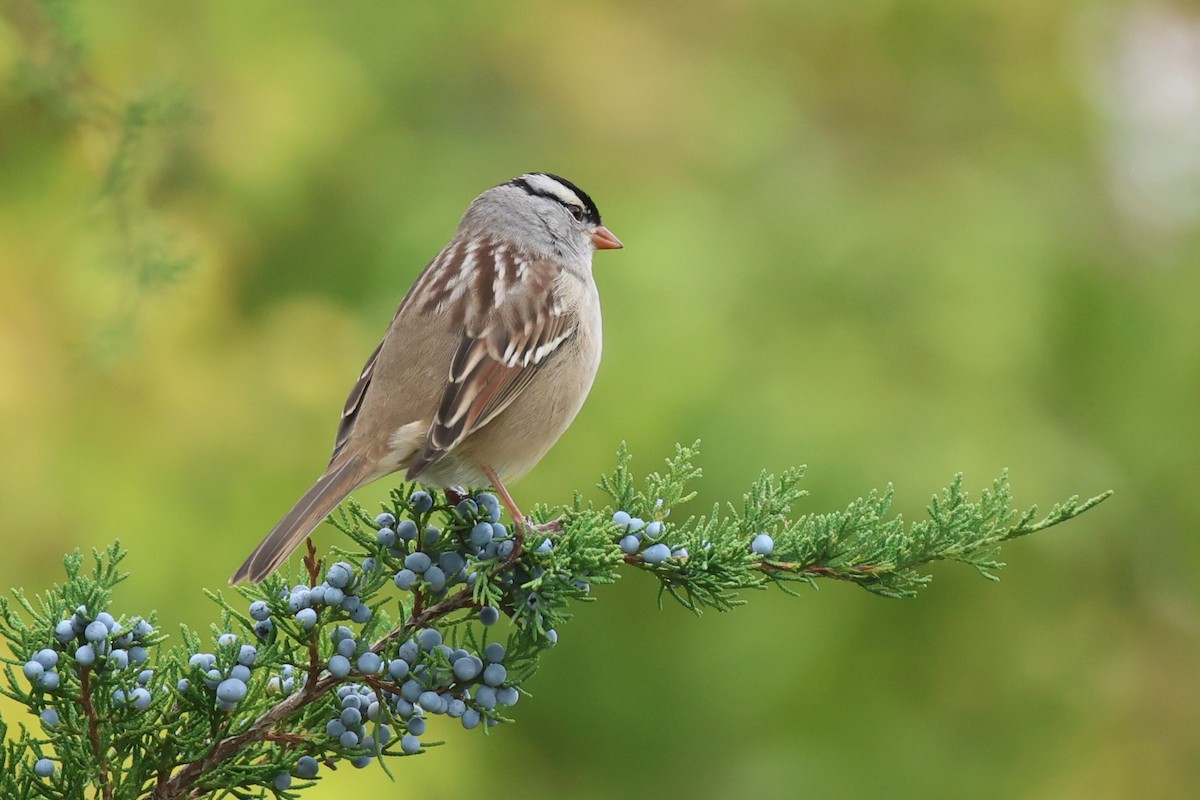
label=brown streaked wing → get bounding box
[405,250,572,479]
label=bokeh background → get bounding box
[1,1,1197,797]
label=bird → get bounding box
[230,173,622,584]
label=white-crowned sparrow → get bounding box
[230,173,622,584]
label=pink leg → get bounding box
[481,465,564,537]
[482,465,527,528]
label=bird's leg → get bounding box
[482,465,529,559]
[483,465,527,532]
[482,466,564,554]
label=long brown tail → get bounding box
[230,455,369,584]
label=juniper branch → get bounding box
[0,444,1110,799]
[152,588,478,799]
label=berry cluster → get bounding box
[243,491,534,655]
[159,486,579,790]
[613,510,684,563]
[326,624,379,678]
[214,507,532,778]
[613,510,776,562]
[322,682,393,766]
[339,627,520,754]
[385,491,519,599]
[46,606,155,680]
[381,491,572,640]
[259,560,376,639]
[182,635,260,712]
[23,605,160,781]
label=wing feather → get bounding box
[406,245,572,479]
[330,336,384,465]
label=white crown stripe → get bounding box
[520,173,583,208]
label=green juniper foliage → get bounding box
[0,444,1110,799]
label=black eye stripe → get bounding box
[509,174,602,226]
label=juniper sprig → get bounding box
[0,443,1109,799]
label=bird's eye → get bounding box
[567,205,586,222]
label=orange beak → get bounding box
[591,225,624,250]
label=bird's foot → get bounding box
[477,467,567,562]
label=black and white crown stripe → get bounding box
[509,173,602,226]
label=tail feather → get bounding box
[230,456,368,584]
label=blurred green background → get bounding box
[1,1,1197,797]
